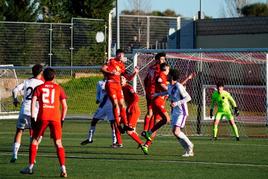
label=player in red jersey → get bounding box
[143,63,170,147]
[102,49,139,133]
[20,68,68,178]
[142,52,166,137]
[121,76,148,154]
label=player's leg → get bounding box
[213,112,223,140]
[51,121,67,178]
[143,96,153,132]
[20,120,47,175]
[109,120,117,145]
[113,124,123,148]
[144,115,157,148]
[228,117,240,141]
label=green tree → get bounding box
[4,0,39,21]
[241,3,268,16]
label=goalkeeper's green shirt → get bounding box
[210,90,237,114]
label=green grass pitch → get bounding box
[0,120,268,179]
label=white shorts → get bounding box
[93,101,114,121]
[16,112,32,130]
[171,103,188,128]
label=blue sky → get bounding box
[119,0,267,18]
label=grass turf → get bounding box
[0,120,268,179]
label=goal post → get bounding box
[132,48,268,137]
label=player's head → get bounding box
[168,69,180,83]
[216,81,224,91]
[121,75,127,86]
[116,49,125,61]
[160,63,170,75]
[155,52,166,64]
[43,67,55,81]
[32,64,43,77]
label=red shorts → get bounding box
[106,82,124,102]
[153,97,167,116]
[127,104,141,128]
[33,120,62,140]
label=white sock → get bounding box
[112,129,117,144]
[13,142,20,157]
[178,131,193,148]
[29,164,34,170]
[88,126,96,141]
[178,138,188,151]
[61,165,66,172]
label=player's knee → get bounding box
[55,140,63,148]
[31,139,39,145]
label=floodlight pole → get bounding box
[116,0,120,49]
[198,0,202,19]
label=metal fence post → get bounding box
[49,23,53,66]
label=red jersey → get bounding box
[144,63,161,98]
[105,58,126,83]
[33,81,67,122]
[155,71,168,93]
[122,84,139,106]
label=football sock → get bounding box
[29,144,37,165]
[151,119,166,133]
[128,132,142,145]
[144,116,150,131]
[120,107,128,125]
[61,165,66,172]
[213,125,218,138]
[13,142,20,157]
[178,132,193,148]
[57,147,65,166]
[115,127,122,144]
[178,138,188,150]
[111,129,117,144]
[88,126,96,141]
[232,124,239,137]
[113,107,120,125]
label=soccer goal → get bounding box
[0,65,20,119]
[132,48,268,137]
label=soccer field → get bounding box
[0,120,268,179]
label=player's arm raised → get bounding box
[123,66,139,81]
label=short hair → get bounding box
[116,49,125,55]
[32,64,43,77]
[216,81,224,88]
[43,68,55,81]
[160,63,169,71]
[155,52,166,60]
[169,69,180,81]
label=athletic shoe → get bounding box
[80,139,93,145]
[60,171,67,178]
[20,167,33,175]
[140,145,149,155]
[236,137,240,141]
[143,131,152,141]
[111,143,123,148]
[182,151,190,157]
[188,144,194,157]
[123,125,134,131]
[118,125,125,134]
[10,155,17,163]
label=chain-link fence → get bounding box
[0,18,106,66]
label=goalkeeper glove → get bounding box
[234,107,239,116]
[210,109,213,118]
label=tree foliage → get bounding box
[241,3,268,17]
[122,9,180,17]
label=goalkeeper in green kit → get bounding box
[210,81,240,141]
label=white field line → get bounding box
[0,152,268,168]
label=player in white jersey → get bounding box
[154,69,194,157]
[80,78,118,147]
[10,64,44,163]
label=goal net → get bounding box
[0,65,19,119]
[132,48,268,137]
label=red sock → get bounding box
[144,116,150,131]
[120,107,127,125]
[115,126,122,144]
[57,147,65,166]
[128,132,143,145]
[29,144,37,165]
[113,107,120,126]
